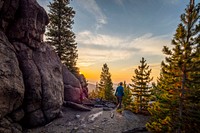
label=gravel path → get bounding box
[24,107,150,133]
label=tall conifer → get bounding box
[98,63,114,101]
[147,1,200,132]
[46,0,78,73]
[122,81,134,110]
[130,57,153,113]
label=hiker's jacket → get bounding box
[115,86,124,97]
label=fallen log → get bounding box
[63,101,91,111]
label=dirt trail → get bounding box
[24,107,149,133]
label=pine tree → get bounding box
[46,0,78,73]
[146,1,200,132]
[130,57,153,113]
[89,90,98,99]
[98,63,115,101]
[122,81,134,111]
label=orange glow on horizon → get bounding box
[79,65,160,84]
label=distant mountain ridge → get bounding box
[87,83,96,93]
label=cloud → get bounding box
[37,0,108,32]
[76,0,107,30]
[77,46,133,67]
[76,31,171,67]
[129,33,171,55]
[121,62,161,72]
[115,0,124,6]
[77,31,123,47]
[76,31,135,67]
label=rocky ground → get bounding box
[23,106,150,133]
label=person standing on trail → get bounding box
[115,82,124,109]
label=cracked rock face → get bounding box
[0,0,89,130]
[0,30,25,132]
[7,0,48,48]
[0,0,64,129]
[7,0,63,127]
[0,31,24,120]
[13,42,64,127]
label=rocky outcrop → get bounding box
[6,0,63,127]
[7,0,48,48]
[0,30,24,133]
[12,42,64,127]
[62,65,90,104]
[0,0,64,129]
[0,31,24,120]
[0,0,89,131]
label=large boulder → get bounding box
[62,65,81,88]
[12,42,64,127]
[78,74,89,98]
[0,0,89,130]
[5,0,63,127]
[32,43,63,123]
[0,31,24,132]
[62,65,83,103]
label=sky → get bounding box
[37,0,191,84]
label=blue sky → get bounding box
[38,0,191,84]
